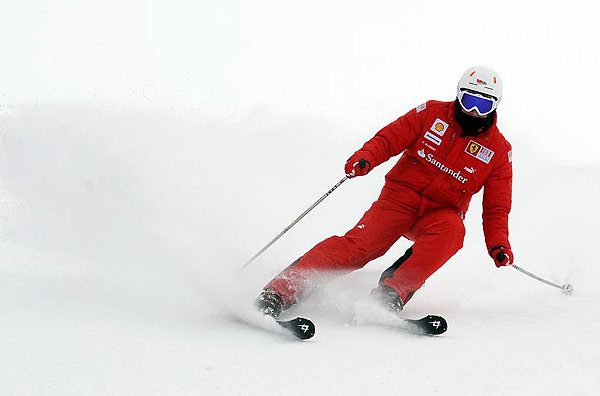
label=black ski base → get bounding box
[404,315,447,335]
[277,317,316,340]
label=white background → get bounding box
[1,1,599,395]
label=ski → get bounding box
[402,315,447,335]
[235,310,316,340]
[277,317,316,340]
[353,297,447,336]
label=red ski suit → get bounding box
[267,100,513,306]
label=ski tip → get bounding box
[421,315,447,335]
[406,315,447,335]
[278,317,316,340]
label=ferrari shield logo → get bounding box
[468,142,480,154]
[465,140,494,164]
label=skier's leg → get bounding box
[263,194,418,309]
[379,209,465,305]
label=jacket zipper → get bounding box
[445,131,468,208]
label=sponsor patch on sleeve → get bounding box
[416,102,427,113]
[465,140,495,164]
[430,118,449,136]
[508,150,512,163]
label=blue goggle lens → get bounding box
[460,92,494,114]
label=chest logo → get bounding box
[425,153,468,184]
[465,140,494,164]
[431,118,449,136]
[424,131,442,146]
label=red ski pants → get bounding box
[265,186,465,306]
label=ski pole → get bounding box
[512,264,573,295]
[242,176,349,269]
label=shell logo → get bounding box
[434,123,444,132]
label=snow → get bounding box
[2,1,600,395]
[1,104,598,395]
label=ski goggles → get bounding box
[458,90,497,116]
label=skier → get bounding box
[256,66,514,317]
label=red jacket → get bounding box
[351,100,513,251]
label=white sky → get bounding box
[1,0,599,163]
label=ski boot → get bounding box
[370,285,404,314]
[255,289,285,318]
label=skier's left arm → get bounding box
[482,146,513,267]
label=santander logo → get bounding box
[423,152,468,184]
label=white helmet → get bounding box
[456,66,503,116]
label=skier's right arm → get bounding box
[345,103,425,178]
